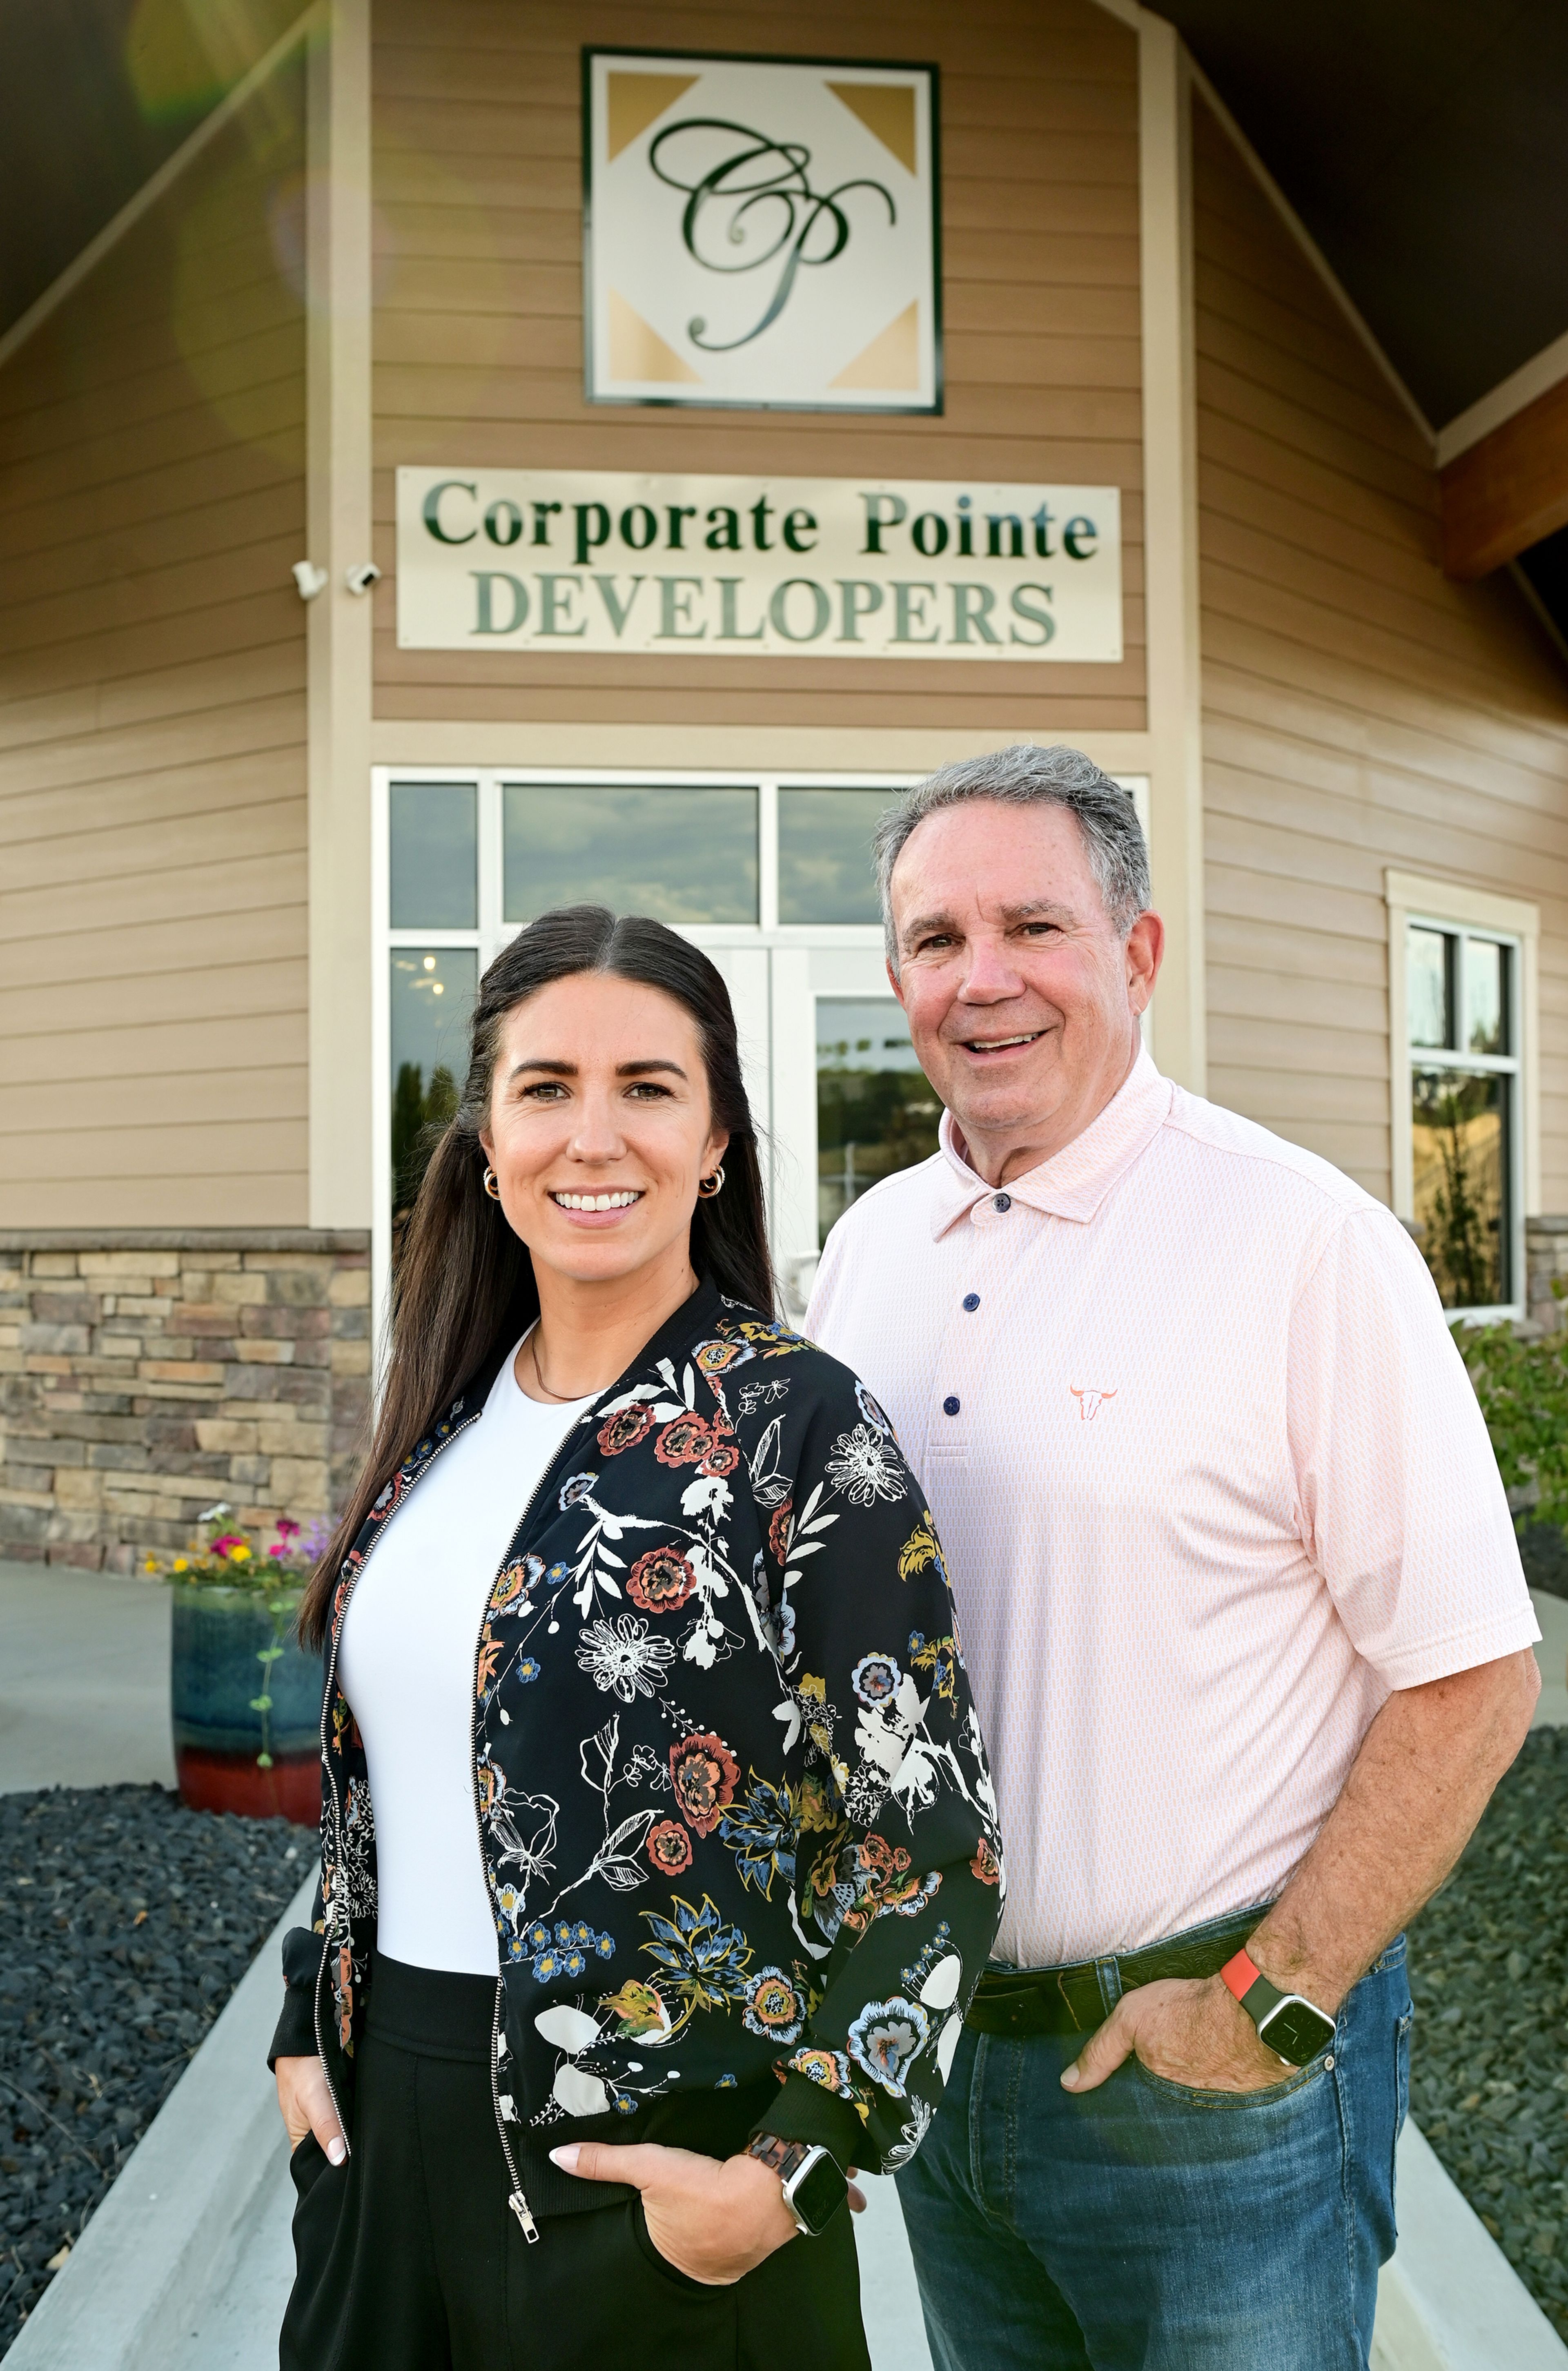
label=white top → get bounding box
[339,1337,595,1975]
[807,1047,1540,1969]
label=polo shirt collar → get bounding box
[929,1045,1173,1238]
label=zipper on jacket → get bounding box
[311,1402,486,2148]
[469,1413,599,2246]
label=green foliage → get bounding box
[817,1065,941,1182]
[1462,1303,1568,1530]
[391,1060,459,1211]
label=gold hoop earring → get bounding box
[482,1167,501,1200]
[697,1165,725,1199]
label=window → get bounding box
[1406,925,1515,1309]
[503,785,759,925]
[1387,874,1539,1322]
[779,789,902,923]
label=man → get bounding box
[806,744,1541,2370]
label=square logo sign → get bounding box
[584,49,940,412]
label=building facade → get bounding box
[4,0,1567,1568]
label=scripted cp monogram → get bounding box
[586,53,940,412]
[647,117,895,352]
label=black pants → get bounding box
[281,1957,872,2371]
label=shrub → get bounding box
[1462,1319,1568,1529]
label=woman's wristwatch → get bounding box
[745,2132,850,2235]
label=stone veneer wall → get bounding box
[1526,1218,1568,1334]
[0,1232,371,1571]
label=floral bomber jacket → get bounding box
[272,1278,1004,2231]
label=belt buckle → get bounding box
[1056,1970,1085,2031]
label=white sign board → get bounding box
[396,469,1123,664]
[584,50,940,412]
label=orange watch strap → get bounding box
[1220,1947,1260,2004]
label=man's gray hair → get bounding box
[872,743,1151,965]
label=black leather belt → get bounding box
[966,1906,1269,2037]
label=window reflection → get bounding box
[816,998,941,1247]
[390,782,478,928]
[1412,1067,1508,1309]
[779,789,901,924]
[390,948,477,1216]
[1407,926,1450,1049]
[502,786,757,925]
[1466,938,1508,1054]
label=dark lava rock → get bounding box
[1410,1725,1568,2342]
[0,1785,309,2356]
[1519,1523,1568,1603]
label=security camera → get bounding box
[345,562,381,595]
[292,561,329,600]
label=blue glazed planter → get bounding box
[169,1584,320,1824]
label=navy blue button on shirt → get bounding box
[963,1293,980,1312]
[942,1395,961,1416]
[993,1192,1012,1212]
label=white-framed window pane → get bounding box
[390,948,478,1212]
[501,785,758,925]
[390,782,478,928]
[777,788,900,924]
[815,997,940,1247]
[1407,924,1451,1050]
[1464,936,1508,1055]
[1412,1066,1510,1309]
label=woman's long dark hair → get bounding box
[301,905,774,1645]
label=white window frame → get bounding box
[1385,869,1539,1324]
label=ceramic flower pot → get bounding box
[169,1582,320,1825]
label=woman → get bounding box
[272,905,1002,2371]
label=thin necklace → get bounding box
[528,1329,582,1404]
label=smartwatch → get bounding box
[746,2132,850,2236]
[1220,1947,1336,2068]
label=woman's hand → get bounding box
[548,2141,864,2285]
[275,2053,348,2164]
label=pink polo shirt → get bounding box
[807,1048,1539,1969]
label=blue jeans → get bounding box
[897,1914,1413,2370]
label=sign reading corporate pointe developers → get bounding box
[396,470,1122,664]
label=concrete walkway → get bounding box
[1531,1584,1568,1725]
[0,1558,173,1793]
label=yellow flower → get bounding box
[600,1980,669,2038]
[897,1512,942,1585]
[143,1558,157,1573]
[229,1544,252,1562]
[798,1673,826,1705]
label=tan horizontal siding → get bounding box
[0,1009,306,1091]
[370,0,1145,734]
[0,62,308,1228]
[1194,94,1568,1212]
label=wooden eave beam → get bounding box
[1441,372,1568,579]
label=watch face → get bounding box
[1258,1997,1336,2067]
[789,2151,849,2235]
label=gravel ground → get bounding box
[1521,1522,1568,1600]
[0,1785,310,2357]
[1409,1725,1568,2341]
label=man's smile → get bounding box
[958,1030,1046,1054]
